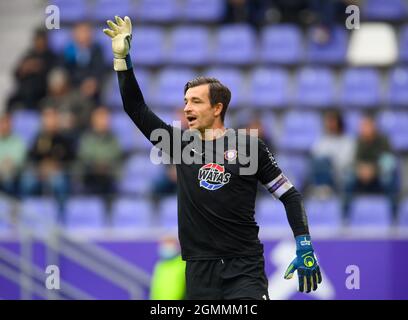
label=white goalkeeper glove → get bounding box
[103,15,133,71]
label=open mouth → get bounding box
[186,115,197,125]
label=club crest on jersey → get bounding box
[198,163,231,191]
[224,149,237,162]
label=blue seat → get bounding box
[182,0,225,22]
[248,68,290,109]
[48,28,72,53]
[275,154,308,191]
[167,26,211,66]
[363,0,408,21]
[306,26,347,65]
[91,0,131,22]
[278,112,322,152]
[260,24,303,64]
[213,24,257,65]
[399,25,408,63]
[294,67,336,108]
[111,198,152,228]
[340,68,381,108]
[21,197,58,233]
[398,198,408,227]
[136,0,180,23]
[349,196,392,227]
[387,67,408,107]
[50,0,88,23]
[256,197,287,227]
[377,111,408,152]
[159,196,178,227]
[130,27,166,66]
[153,68,196,108]
[305,197,342,228]
[65,197,106,229]
[204,68,246,107]
[11,110,40,148]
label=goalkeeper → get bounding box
[104,16,322,299]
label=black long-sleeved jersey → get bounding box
[118,69,309,260]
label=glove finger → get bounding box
[305,271,312,293]
[103,28,116,38]
[115,15,125,26]
[124,16,132,33]
[284,262,296,280]
[298,269,305,292]
[316,266,323,284]
[311,270,318,291]
[107,20,119,32]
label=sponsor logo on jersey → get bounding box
[198,163,231,191]
[224,149,237,161]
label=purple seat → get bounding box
[204,68,246,107]
[130,27,166,66]
[398,198,408,227]
[136,0,180,23]
[91,0,131,22]
[305,197,342,228]
[275,154,308,191]
[167,26,211,66]
[182,0,225,22]
[21,198,58,233]
[248,68,290,109]
[65,197,106,229]
[256,197,287,227]
[387,67,408,107]
[363,0,408,21]
[260,24,303,65]
[306,26,347,65]
[294,67,336,108]
[48,28,72,53]
[278,112,322,152]
[153,68,196,109]
[377,111,408,151]
[111,198,152,228]
[49,0,88,23]
[213,24,257,65]
[340,68,381,108]
[11,110,40,148]
[399,25,408,63]
[159,196,178,227]
[349,196,392,227]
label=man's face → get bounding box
[184,84,220,131]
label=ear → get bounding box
[213,102,223,118]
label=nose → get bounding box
[184,102,192,113]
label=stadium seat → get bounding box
[48,28,72,53]
[399,25,408,63]
[349,196,392,228]
[213,24,257,65]
[248,68,290,109]
[260,24,303,65]
[305,197,342,228]
[398,198,408,227]
[111,198,152,229]
[344,111,363,136]
[306,26,348,65]
[387,67,408,107]
[377,111,408,151]
[91,0,131,22]
[363,0,408,21]
[204,68,246,107]
[11,110,40,148]
[158,196,178,227]
[274,154,309,191]
[49,0,88,23]
[182,0,225,22]
[153,68,196,108]
[294,67,336,108]
[130,27,166,66]
[167,26,211,66]
[20,197,59,233]
[256,197,287,227]
[340,68,381,108]
[0,198,13,233]
[278,112,322,152]
[65,197,106,230]
[135,0,180,23]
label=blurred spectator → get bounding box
[224,0,267,27]
[245,114,275,153]
[77,107,121,200]
[310,110,355,196]
[20,107,74,215]
[150,235,186,300]
[40,67,95,138]
[151,165,177,201]
[63,22,105,103]
[7,29,57,111]
[0,113,27,197]
[344,115,398,218]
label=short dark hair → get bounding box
[184,76,231,122]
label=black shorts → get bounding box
[185,255,269,300]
